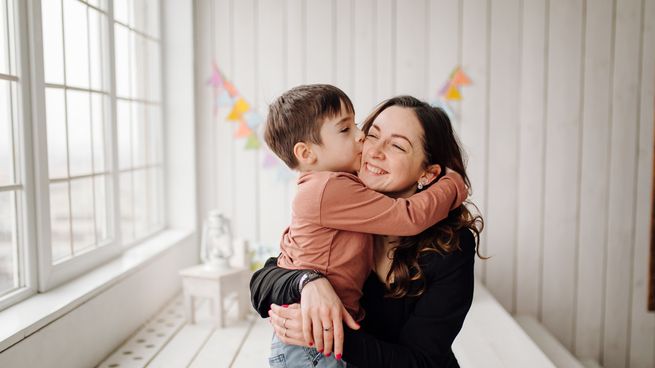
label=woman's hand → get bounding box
[299,278,360,359]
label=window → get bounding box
[0,0,23,301]
[113,0,164,244]
[0,0,164,308]
[41,0,113,264]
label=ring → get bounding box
[283,318,288,328]
[323,327,332,332]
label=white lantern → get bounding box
[200,210,233,269]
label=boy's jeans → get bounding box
[269,334,349,368]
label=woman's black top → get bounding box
[249,229,476,368]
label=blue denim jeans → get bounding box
[269,334,349,368]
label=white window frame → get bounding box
[25,0,163,294]
[0,0,39,311]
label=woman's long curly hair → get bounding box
[361,96,485,298]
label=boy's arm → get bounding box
[319,171,467,236]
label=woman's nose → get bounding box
[367,140,385,159]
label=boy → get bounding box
[264,84,466,366]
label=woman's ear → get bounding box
[419,164,442,186]
[293,142,316,167]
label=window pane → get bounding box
[146,40,161,102]
[41,0,65,84]
[88,8,108,91]
[132,102,146,167]
[147,167,162,230]
[133,169,147,238]
[91,93,106,172]
[144,0,160,38]
[132,34,147,99]
[86,0,107,11]
[117,100,132,169]
[147,105,161,164]
[0,80,14,186]
[70,177,95,254]
[50,182,72,262]
[0,191,17,295]
[94,174,109,243]
[0,0,9,75]
[45,88,68,179]
[120,171,133,242]
[67,90,93,176]
[113,0,130,26]
[63,0,90,88]
[114,24,130,98]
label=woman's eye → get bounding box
[393,144,406,152]
[340,128,350,133]
[366,134,378,139]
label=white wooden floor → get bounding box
[98,281,563,368]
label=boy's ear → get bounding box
[419,164,442,186]
[293,142,316,166]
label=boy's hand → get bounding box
[443,168,468,209]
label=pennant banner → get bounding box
[433,66,473,120]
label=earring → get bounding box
[417,182,424,190]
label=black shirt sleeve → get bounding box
[342,231,476,368]
[249,257,306,317]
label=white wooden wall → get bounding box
[193,0,655,366]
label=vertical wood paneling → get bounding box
[195,0,214,225]
[285,0,304,88]
[574,0,614,360]
[484,0,521,312]
[541,0,583,349]
[603,0,643,366]
[459,0,489,280]
[353,0,375,119]
[629,1,655,366]
[305,0,334,84]
[256,0,288,248]
[212,0,235,223]
[194,2,655,366]
[394,0,427,98]
[231,0,258,240]
[374,0,394,106]
[515,0,547,317]
[427,0,460,109]
[334,0,354,100]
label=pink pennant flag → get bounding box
[263,152,278,168]
[451,68,472,86]
[235,121,253,138]
[207,62,224,89]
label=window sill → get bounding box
[0,229,194,353]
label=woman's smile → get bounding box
[363,162,388,175]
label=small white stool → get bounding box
[179,264,251,327]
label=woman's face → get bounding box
[358,106,428,198]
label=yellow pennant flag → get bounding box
[235,121,253,138]
[227,98,250,121]
[444,84,462,101]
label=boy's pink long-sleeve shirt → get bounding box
[277,171,466,321]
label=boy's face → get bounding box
[310,103,364,173]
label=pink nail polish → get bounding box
[282,304,288,308]
[335,354,342,360]
[325,352,331,357]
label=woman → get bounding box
[251,96,484,367]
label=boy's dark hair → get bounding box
[264,84,355,169]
